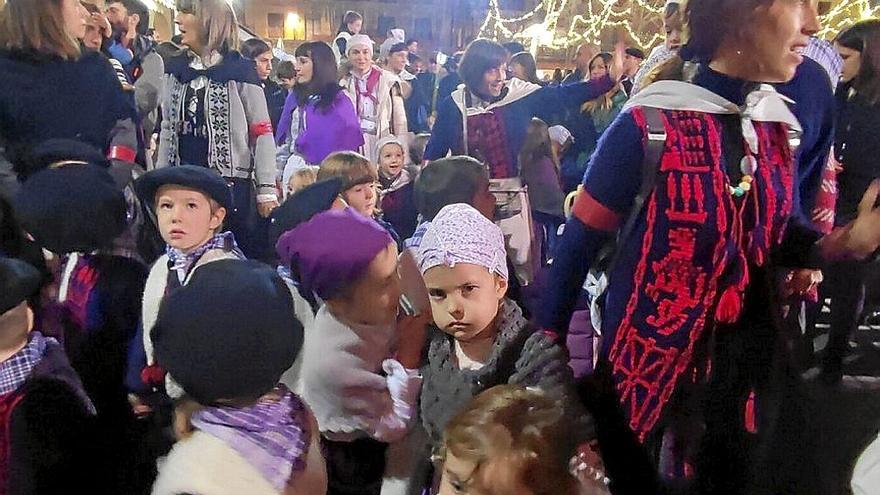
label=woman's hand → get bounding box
[782,268,823,298]
[608,42,626,83]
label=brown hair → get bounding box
[438,385,580,495]
[836,18,880,105]
[645,0,774,86]
[318,151,378,190]
[0,0,82,60]
[518,118,558,174]
[183,0,238,57]
[581,52,619,114]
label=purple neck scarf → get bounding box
[166,231,244,275]
[190,385,310,492]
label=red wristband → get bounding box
[108,145,137,163]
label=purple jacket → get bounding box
[275,90,364,165]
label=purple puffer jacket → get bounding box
[566,308,595,379]
[275,90,364,165]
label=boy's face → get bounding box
[379,143,405,178]
[155,185,225,253]
[333,243,401,326]
[423,263,507,342]
[279,77,295,91]
[343,182,377,218]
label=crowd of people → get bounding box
[2,0,880,493]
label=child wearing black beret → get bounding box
[0,257,99,494]
[128,165,244,402]
[151,260,326,495]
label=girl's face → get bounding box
[589,57,608,80]
[510,62,527,81]
[480,64,507,97]
[64,0,88,40]
[423,263,507,343]
[343,181,377,218]
[295,55,314,84]
[348,18,363,35]
[378,143,405,177]
[836,43,862,83]
[731,0,820,83]
[155,186,225,253]
[664,22,682,51]
[175,11,202,52]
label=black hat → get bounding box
[135,165,233,211]
[0,257,42,315]
[152,259,302,404]
[269,178,343,250]
[14,163,127,254]
[625,47,646,60]
[12,138,110,182]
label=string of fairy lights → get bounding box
[479,0,880,51]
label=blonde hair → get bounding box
[0,0,82,60]
[190,0,238,57]
[288,166,319,194]
[438,385,580,495]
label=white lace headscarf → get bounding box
[416,203,508,280]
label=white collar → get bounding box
[451,77,542,117]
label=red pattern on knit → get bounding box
[811,152,840,234]
[466,111,515,179]
[62,259,100,334]
[0,391,25,493]
[608,108,794,442]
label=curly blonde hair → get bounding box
[438,385,580,495]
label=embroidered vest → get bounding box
[608,107,795,442]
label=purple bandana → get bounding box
[166,231,244,274]
[190,385,310,491]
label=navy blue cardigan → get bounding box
[424,76,614,172]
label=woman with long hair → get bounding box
[581,52,628,135]
[156,0,278,258]
[541,1,880,492]
[0,0,139,198]
[275,41,363,196]
[509,51,544,85]
[821,19,880,383]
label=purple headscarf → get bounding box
[275,208,394,300]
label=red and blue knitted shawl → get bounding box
[609,107,794,441]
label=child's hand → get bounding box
[396,312,430,369]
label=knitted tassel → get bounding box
[141,364,166,387]
[715,286,742,324]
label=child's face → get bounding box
[378,143,405,177]
[343,182,377,218]
[332,242,401,326]
[439,451,533,495]
[423,263,507,342]
[155,186,225,253]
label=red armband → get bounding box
[249,121,274,141]
[108,145,137,163]
[572,190,622,232]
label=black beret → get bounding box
[0,257,42,315]
[152,259,303,404]
[269,177,343,249]
[625,47,646,60]
[14,163,127,254]
[135,165,233,211]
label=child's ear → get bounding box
[210,207,227,230]
[494,274,508,300]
